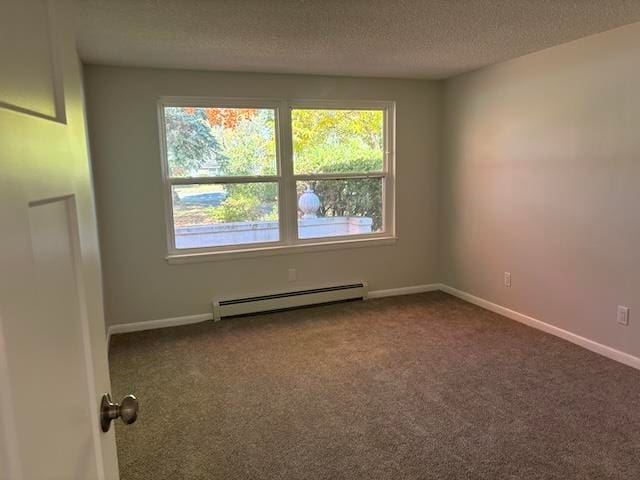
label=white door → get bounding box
[0,1,123,479]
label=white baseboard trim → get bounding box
[104,284,640,372]
[368,284,440,299]
[107,313,213,344]
[439,284,640,371]
[106,284,440,344]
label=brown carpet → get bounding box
[109,292,640,479]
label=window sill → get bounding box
[165,236,398,264]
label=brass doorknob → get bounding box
[100,393,139,432]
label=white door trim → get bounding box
[0,313,23,480]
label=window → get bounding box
[159,98,395,257]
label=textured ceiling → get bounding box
[76,1,640,79]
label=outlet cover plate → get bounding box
[617,306,630,326]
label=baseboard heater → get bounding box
[212,282,368,321]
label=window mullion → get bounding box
[278,101,297,245]
[385,104,396,237]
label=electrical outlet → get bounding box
[617,306,630,326]
[288,268,297,282]
[504,272,511,288]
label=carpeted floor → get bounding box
[109,291,640,479]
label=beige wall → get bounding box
[441,22,640,357]
[84,66,442,326]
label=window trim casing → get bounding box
[158,96,396,261]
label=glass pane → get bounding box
[292,109,384,174]
[296,178,383,239]
[163,107,277,177]
[172,183,279,249]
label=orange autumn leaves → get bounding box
[183,107,257,129]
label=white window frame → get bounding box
[158,96,396,263]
